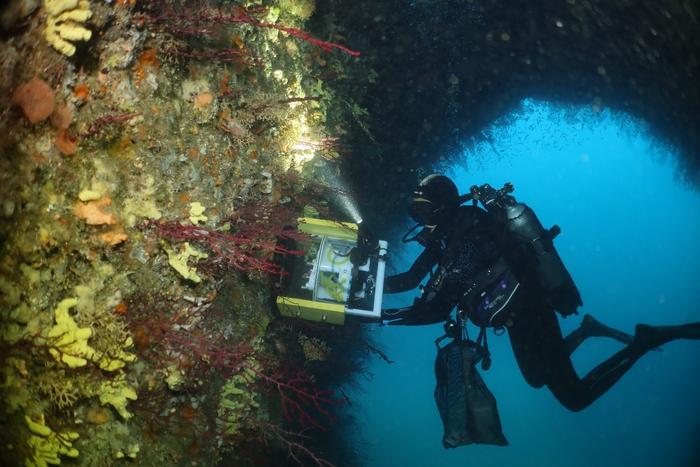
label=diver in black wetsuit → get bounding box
[382,174,700,412]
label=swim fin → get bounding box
[634,322,700,350]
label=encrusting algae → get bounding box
[74,197,116,226]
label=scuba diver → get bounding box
[382,174,700,415]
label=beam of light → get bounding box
[290,141,316,165]
[316,164,363,224]
[277,111,363,223]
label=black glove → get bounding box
[381,302,450,326]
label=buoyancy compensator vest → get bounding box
[411,205,518,328]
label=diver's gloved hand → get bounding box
[350,223,378,267]
[381,307,409,325]
[381,305,447,326]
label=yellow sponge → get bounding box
[44,298,96,368]
[44,0,92,56]
[98,374,138,419]
[164,241,208,283]
[37,298,137,372]
[94,336,137,372]
[25,413,79,467]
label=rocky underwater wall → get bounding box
[5,1,696,465]
[0,1,373,466]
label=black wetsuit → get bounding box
[384,205,700,412]
[384,205,505,325]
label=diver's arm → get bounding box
[382,289,455,325]
[383,245,438,293]
[384,257,457,326]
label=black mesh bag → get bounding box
[434,339,508,448]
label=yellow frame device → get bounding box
[275,218,387,325]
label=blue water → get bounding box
[352,99,700,467]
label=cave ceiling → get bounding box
[318,0,700,231]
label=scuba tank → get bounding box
[470,183,582,316]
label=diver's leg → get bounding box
[545,320,700,412]
[545,339,643,411]
[507,293,700,410]
[563,314,635,356]
[506,305,557,389]
[511,307,642,412]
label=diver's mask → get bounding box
[408,197,442,226]
[403,174,465,245]
[408,174,460,226]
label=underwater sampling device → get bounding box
[275,218,388,325]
